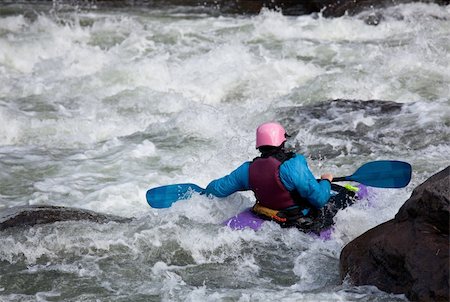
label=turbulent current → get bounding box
[0,2,449,301]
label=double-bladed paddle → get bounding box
[146,160,412,209]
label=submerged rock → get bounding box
[0,205,131,231]
[276,99,406,160]
[339,167,449,301]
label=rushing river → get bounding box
[0,2,449,301]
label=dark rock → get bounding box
[339,167,450,302]
[228,0,450,16]
[276,99,405,159]
[362,12,385,26]
[6,0,450,17]
[315,0,450,18]
[0,205,131,231]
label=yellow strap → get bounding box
[253,203,279,218]
[343,184,359,192]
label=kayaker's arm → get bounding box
[279,154,331,208]
[204,162,251,197]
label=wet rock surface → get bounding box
[0,205,131,231]
[3,0,450,17]
[339,167,450,301]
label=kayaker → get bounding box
[204,122,349,232]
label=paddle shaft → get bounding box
[333,176,349,182]
[146,160,411,208]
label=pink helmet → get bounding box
[255,122,287,149]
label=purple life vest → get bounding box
[249,156,296,210]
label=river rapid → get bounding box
[0,2,449,301]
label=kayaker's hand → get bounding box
[321,173,333,182]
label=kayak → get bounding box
[222,184,370,238]
[144,160,410,239]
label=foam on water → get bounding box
[1,4,448,149]
[0,2,448,301]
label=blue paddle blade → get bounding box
[146,183,205,208]
[340,160,412,188]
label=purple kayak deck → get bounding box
[222,184,372,239]
[222,207,264,231]
[221,207,332,240]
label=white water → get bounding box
[0,2,449,301]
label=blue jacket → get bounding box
[204,154,331,209]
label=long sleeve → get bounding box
[204,162,251,198]
[279,154,331,208]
